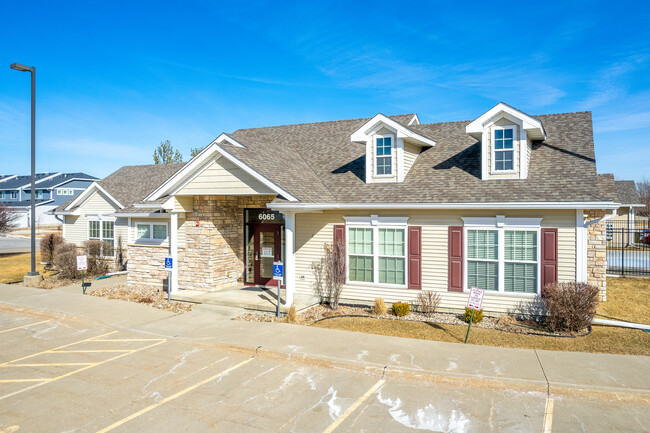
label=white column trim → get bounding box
[396,137,405,182]
[170,212,179,293]
[283,211,296,306]
[576,209,587,283]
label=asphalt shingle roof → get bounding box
[615,180,642,205]
[226,111,608,204]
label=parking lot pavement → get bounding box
[0,307,648,433]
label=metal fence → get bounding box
[606,221,650,276]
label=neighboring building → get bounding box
[55,103,623,313]
[605,179,645,246]
[0,172,98,227]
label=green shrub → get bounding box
[542,282,599,333]
[464,307,483,323]
[392,301,410,317]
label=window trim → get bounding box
[8,191,18,199]
[87,215,116,257]
[374,134,394,178]
[462,216,542,296]
[344,215,409,288]
[490,125,517,174]
[134,221,169,243]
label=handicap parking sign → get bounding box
[273,262,283,281]
[165,257,173,269]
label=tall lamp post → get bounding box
[10,62,39,281]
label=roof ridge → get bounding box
[233,114,416,133]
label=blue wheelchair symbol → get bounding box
[165,257,173,269]
[273,263,283,279]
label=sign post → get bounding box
[464,286,485,344]
[273,261,283,317]
[76,255,88,294]
[164,256,173,302]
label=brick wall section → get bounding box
[127,244,183,291]
[585,209,607,300]
[178,195,276,292]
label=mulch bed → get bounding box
[88,285,192,314]
[234,304,584,337]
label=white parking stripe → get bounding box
[322,379,385,433]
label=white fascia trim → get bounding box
[17,172,63,189]
[215,133,246,148]
[64,182,124,211]
[622,203,646,208]
[585,209,617,227]
[466,103,546,140]
[269,201,620,211]
[351,114,436,147]
[134,203,164,209]
[0,175,18,184]
[407,114,420,126]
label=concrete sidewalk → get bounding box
[1,281,648,402]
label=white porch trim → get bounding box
[170,212,179,294]
[283,211,296,306]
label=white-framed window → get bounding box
[463,216,541,295]
[9,191,18,199]
[345,216,408,287]
[375,135,393,176]
[136,222,168,242]
[57,188,74,196]
[88,217,115,257]
[491,126,516,172]
[0,191,4,199]
[35,190,44,199]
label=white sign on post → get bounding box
[466,286,485,311]
[76,255,88,271]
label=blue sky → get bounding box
[1,0,649,181]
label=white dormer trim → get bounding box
[351,114,436,147]
[407,114,420,126]
[466,102,546,141]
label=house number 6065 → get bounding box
[258,213,275,221]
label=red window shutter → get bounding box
[408,226,422,289]
[333,224,346,274]
[448,226,463,292]
[541,228,558,294]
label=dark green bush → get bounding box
[464,307,483,323]
[392,301,410,317]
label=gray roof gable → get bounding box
[615,180,642,205]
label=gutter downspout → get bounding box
[584,209,617,227]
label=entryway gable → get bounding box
[176,157,275,196]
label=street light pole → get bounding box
[10,62,39,277]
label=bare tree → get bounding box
[153,140,183,164]
[323,241,346,310]
[0,204,20,234]
[637,178,650,217]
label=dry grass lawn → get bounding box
[314,277,650,356]
[0,252,55,284]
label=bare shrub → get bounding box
[40,233,64,264]
[310,257,325,303]
[53,243,79,279]
[286,304,297,323]
[372,298,387,316]
[417,291,441,317]
[542,282,599,333]
[85,240,110,276]
[322,241,346,310]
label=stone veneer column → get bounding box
[585,209,607,300]
[178,195,277,292]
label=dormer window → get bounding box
[375,136,393,176]
[493,126,515,172]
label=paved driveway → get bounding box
[0,236,40,254]
[0,306,647,432]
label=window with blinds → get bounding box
[348,227,374,282]
[467,230,498,291]
[504,231,537,293]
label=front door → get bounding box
[253,224,281,286]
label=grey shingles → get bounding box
[615,180,642,205]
